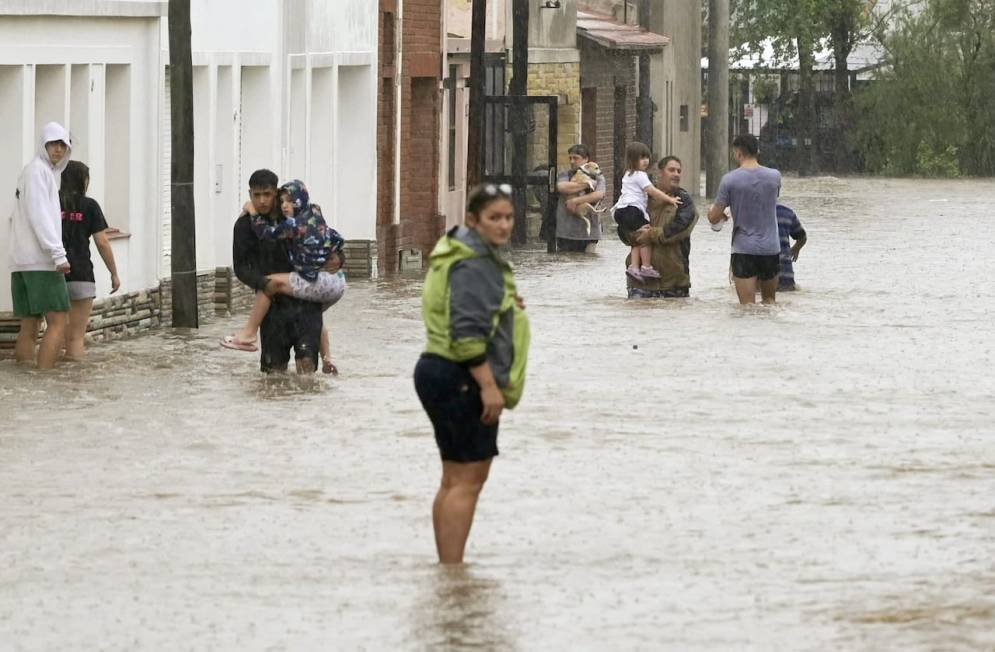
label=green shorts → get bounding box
[11,271,70,317]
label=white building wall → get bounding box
[0,0,379,315]
[299,0,379,241]
[0,10,163,312]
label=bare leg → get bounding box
[759,276,778,304]
[320,325,330,361]
[733,276,758,305]
[37,311,69,370]
[265,273,293,295]
[65,298,95,360]
[233,274,295,343]
[295,357,316,374]
[433,459,493,564]
[236,291,272,343]
[638,245,653,265]
[629,246,642,268]
[319,325,338,375]
[14,318,40,365]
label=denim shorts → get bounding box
[414,354,499,463]
[67,281,97,301]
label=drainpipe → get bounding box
[393,0,404,226]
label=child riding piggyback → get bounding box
[222,180,346,373]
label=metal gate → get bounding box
[481,95,558,250]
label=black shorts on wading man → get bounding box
[731,253,780,281]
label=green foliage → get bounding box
[916,144,961,178]
[751,75,780,104]
[731,0,866,65]
[854,0,995,176]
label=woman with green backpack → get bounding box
[414,183,531,564]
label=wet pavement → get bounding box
[1,176,994,650]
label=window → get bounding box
[105,64,131,230]
[447,65,458,191]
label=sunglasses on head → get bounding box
[482,183,513,197]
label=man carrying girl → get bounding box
[613,142,682,282]
[229,170,326,374]
[223,179,345,374]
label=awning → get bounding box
[577,10,669,52]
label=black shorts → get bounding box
[259,296,323,372]
[556,238,592,253]
[414,354,499,463]
[731,253,780,281]
[615,206,649,244]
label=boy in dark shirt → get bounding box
[776,203,807,290]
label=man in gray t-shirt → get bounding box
[708,134,782,304]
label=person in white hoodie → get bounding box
[9,122,73,369]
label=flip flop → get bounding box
[220,334,258,352]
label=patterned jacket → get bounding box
[251,179,344,282]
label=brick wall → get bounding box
[214,267,255,317]
[526,62,582,169]
[157,270,218,328]
[1,262,359,352]
[0,287,162,350]
[377,0,443,275]
[580,39,638,203]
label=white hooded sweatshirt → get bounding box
[8,122,72,272]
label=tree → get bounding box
[733,0,824,174]
[706,0,730,196]
[854,0,995,176]
[821,0,866,171]
[733,0,867,174]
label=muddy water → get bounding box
[1,177,994,650]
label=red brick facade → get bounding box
[579,39,638,203]
[377,0,444,274]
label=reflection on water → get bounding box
[2,177,995,649]
[412,566,514,651]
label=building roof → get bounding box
[0,0,166,17]
[576,10,669,52]
[702,38,886,74]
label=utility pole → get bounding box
[509,0,529,245]
[466,0,487,192]
[168,0,198,327]
[705,0,729,198]
[636,0,653,148]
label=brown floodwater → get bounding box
[1,176,994,650]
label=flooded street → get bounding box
[2,176,994,650]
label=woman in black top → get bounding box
[60,161,120,359]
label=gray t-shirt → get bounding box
[715,166,781,255]
[555,167,607,241]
